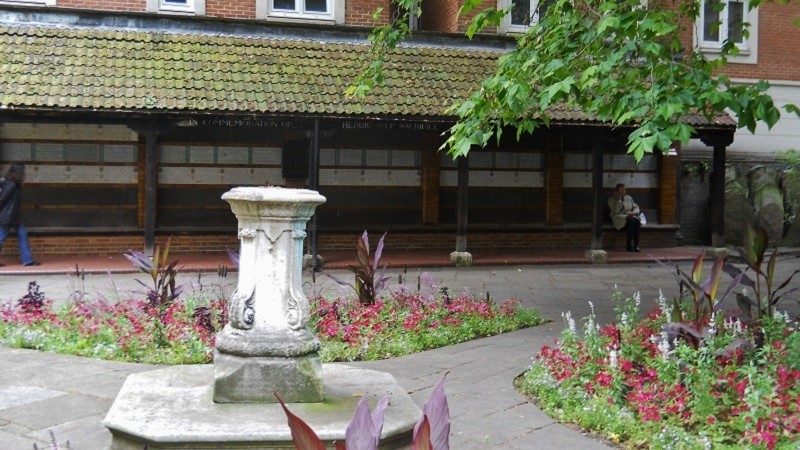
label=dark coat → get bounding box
[0,178,23,226]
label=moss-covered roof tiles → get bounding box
[0,24,736,128]
[0,24,500,118]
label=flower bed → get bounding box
[0,281,543,365]
[517,292,800,450]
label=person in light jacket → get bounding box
[608,183,641,252]
[0,163,41,266]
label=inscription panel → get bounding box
[251,147,281,165]
[218,146,250,164]
[0,143,33,161]
[161,146,188,163]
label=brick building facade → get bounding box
[0,0,773,257]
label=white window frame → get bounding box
[146,0,205,16]
[695,0,758,64]
[0,0,56,6]
[498,0,549,34]
[256,0,344,24]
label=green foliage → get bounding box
[518,291,800,449]
[0,280,543,365]
[660,252,742,349]
[776,148,800,172]
[724,223,800,323]
[354,0,799,162]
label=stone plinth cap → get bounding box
[222,187,326,206]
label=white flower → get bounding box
[658,331,671,360]
[608,348,618,369]
[634,291,641,309]
[562,311,576,333]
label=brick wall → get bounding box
[673,2,800,82]
[206,0,255,19]
[723,2,800,82]
[420,0,459,32]
[455,0,495,34]
[347,0,391,26]
[57,0,144,12]
[0,227,676,257]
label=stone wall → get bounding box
[680,161,800,246]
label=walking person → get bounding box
[0,163,41,266]
[608,183,641,252]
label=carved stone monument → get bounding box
[104,187,421,449]
[214,187,325,403]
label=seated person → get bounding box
[608,183,641,252]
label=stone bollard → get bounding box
[214,187,326,403]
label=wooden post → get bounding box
[658,149,680,224]
[144,129,158,255]
[701,131,734,248]
[455,155,469,252]
[591,141,604,250]
[130,121,166,256]
[711,143,726,247]
[421,149,441,225]
[308,118,321,269]
[544,152,564,226]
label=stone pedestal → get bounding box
[450,251,473,267]
[104,187,422,449]
[215,187,326,403]
[584,249,607,264]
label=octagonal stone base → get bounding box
[213,351,323,403]
[105,364,421,450]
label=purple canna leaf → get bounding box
[124,250,154,273]
[414,374,450,450]
[345,396,379,450]
[274,393,326,450]
[373,232,387,272]
[360,230,371,257]
[411,416,432,450]
[690,252,704,285]
[371,394,390,438]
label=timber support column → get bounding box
[130,121,168,256]
[585,140,607,264]
[450,155,472,267]
[658,148,680,224]
[421,149,441,225]
[544,152,564,226]
[306,118,322,270]
[701,131,734,249]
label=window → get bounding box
[696,0,757,63]
[146,0,205,15]
[256,0,344,23]
[0,0,56,5]
[700,0,746,47]
[499,0,553,33]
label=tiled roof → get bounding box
[0,24,499,117]
[0,24,736,127]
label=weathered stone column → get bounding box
[214,187,326,403]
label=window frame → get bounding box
[256,0,344,24]
[695,0,758,64]
[146,0,205,15]
[498,0,550,34]
[266,0,334,21]
[0,0,56,6]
